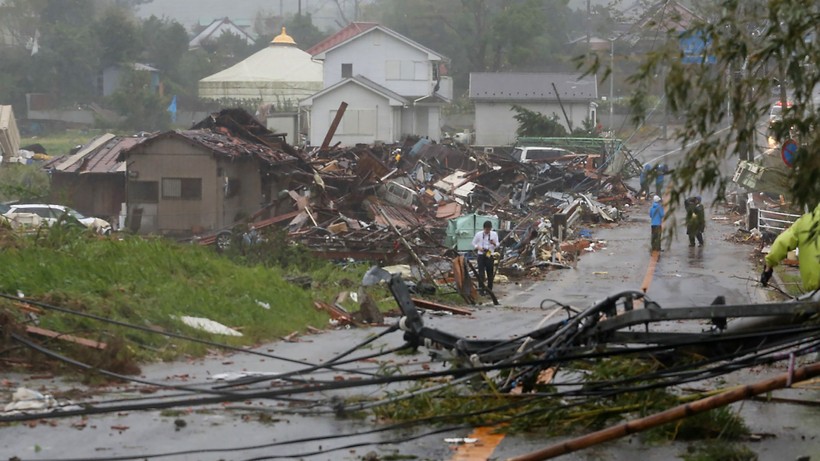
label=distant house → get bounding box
[100,63,160,97]
[469,72,599,146]
[45,133,146,229]
[118,109,299,236]
[189,17,256,50]
[300,22,452,147]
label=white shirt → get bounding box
[472,229,499,253]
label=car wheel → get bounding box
[216,231,232,252]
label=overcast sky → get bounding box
[134,0,357,31]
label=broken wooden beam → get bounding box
[410,298,472,316]
[25,326,107,350]
[320,101,348,151]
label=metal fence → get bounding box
[748,207,801,234]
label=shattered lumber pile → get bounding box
[223,136,637,277]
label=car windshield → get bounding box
[65,208,87,220]
[511,148,524,162]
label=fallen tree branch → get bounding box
[507,360,820,461]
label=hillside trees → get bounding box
[622,0,819,209]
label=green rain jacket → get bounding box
[765,204,820,291]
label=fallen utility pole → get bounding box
[320,101,347,151]
[375,205,433,283]
[507,360,820,461]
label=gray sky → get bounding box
[134,0,358,31]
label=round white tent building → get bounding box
[198,27,323,111]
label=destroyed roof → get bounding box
[120,129,298,165]
[309,23,449,62]
[300,75,408,107]
[47,134,146,174]
[469,72,598,102]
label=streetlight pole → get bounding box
[609,38,614,134]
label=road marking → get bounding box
[452,201,666,460]
[451,425,507,460]
[641,250,661,293]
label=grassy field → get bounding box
[22,129,116,157]
[0,225,395,374]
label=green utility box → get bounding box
[444,213,499,251]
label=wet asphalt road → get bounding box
[3,138,820,461]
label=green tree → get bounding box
[286,13,326,49]
[94,5,142,68]
[511,105,568,137]
[108,68,170,131]
[624,0,819,209]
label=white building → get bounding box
[470,72,599,146]
[300,22,452,147]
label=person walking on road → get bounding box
[649,195,664,252]
[472,220,499,293]
[760,203,820,291]
[639,163,653,200]
[655,163,668,196]
[684,196,706,247]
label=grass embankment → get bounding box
[0,226,389,373]
[22,129,113,157]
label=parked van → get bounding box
[511,146,579,164]
[377,178,421,210]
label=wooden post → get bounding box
[320,101,347,151]
[507,361,820,461]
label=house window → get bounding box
[341,63,353,78]
[129,181,159,203]
[330,109,376,135]
[386,60,427,81]
[162,178,202,200]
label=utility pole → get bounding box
[609,38,614,133]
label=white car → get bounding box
[4,204,112,235]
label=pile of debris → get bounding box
[217,133,639,289]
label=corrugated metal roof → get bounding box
[469,72,598,102]
[52,134,146,174]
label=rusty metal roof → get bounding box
[48,135,146,174]
[121,129,297,165]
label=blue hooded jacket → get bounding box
[649,201,664,226]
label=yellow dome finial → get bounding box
[272,26,296,45]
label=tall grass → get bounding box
[0,227,337,365]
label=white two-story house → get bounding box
[300,22,452,147]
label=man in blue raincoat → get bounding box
[649,195,664,252]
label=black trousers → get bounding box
[651,225,662,251]
[476,253,495,291]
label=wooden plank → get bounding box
[25,326,107,350]
[410,298,472,316]
[12,301,44,315]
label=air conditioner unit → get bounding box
[484,147,494,154]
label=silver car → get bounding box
[4,204,112,235]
